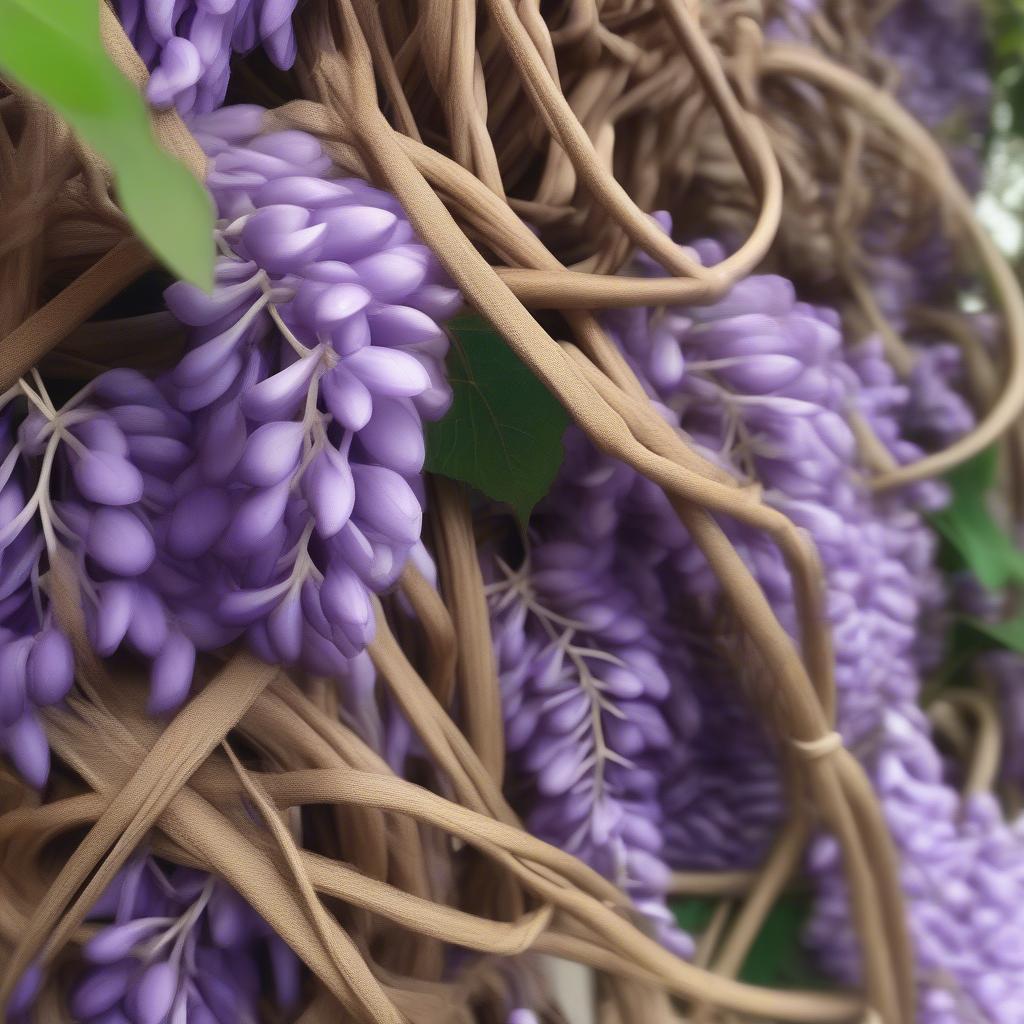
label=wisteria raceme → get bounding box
[116,0,299,115]
[64,856,301,1024]
[486,428,695,957]
[768,0,990,426]
[901,342,976,452]
[660,658,783,872]
[867,0,991,360]
[13,369,215,719]
[157,107,459,679]
[875,0,991,193]
[0,110,458,777]
[0,371,205,782]
[0,408,74,788]
[619,235,946,722]
[807,714,1024,1024]
[601,224,1024,1022]
[773,0,991,192]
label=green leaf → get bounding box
[671,897,717,934]
[670,894,831,990]
[958,611,1024,654]
[929,448,1024,589]
[738,894,826,989]
[425,315,568,523]
[0,0,214,290]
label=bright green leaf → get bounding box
[17,0,97,40]
[425,315,568,523]
[0,0,214,290]
[929,448,1024,589]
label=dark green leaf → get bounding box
[670,894,831,990]
[929,448,1024,589]
[0,0,214,290]
[425,315,568,523]
[738,894,827,989]
[958,611,1024,654]
[671,897,717,934]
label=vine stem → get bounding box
[760,42,1024,490]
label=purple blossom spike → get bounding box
[490,204,1024,1022]
[591,217,1024,1022]
[156,109,459,678]
[49,856,304,1023]
[115,1,300,115]
[0,409,74,787]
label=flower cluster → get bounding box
[875,0,991,193]
[117,0,299,114]
[623,229,1024,1021]
[0,407,74,788]
[163,107,458,677]
[486,432,693,956]
[490,217,1024,1019]
[68,856,300,1023]
[808,713,1024,1024]
[0,370,200,783]
[0,110,459,785]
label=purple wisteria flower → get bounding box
[155,106,459,679]
[807,715,1024,1023]
[611,223,1024,1021]
[485,424,696,955]
[875,0,991,193]
[116,0,300,115]
[0,107,458,783]
[0,369,202,781]
[67,856,300,1023]
[493,212,1024,1018]
[0,408,74,788]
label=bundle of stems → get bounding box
[2,2,1022,1022]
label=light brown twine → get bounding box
[759,42,1024,489]
[926,688,1003,798]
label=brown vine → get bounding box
[2,1,1023,1022]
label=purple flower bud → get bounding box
[74,416,131,458]
[148,631,196,714]
[222,480,291,556]
[167,486,232,559]
[240,356,321,423]
[3,712,49,788]
[72,450,147,509]
[320,564,372,636]
[93,582,136,657]
[355,398,425,476]
[8,963,43,1016]
[0,637,30,725]
[147,36,202,107]
[26,628,74,706]
[267,592,303,663]
[87,509,156,577]
[126,586,170,657]
[71,961,135,1019]
[127,960,178,1024]
[84,918,168,964]
[236,420,304,487]
[344,346,431,398]
[320,365,373,431]
[350,465,421,546]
